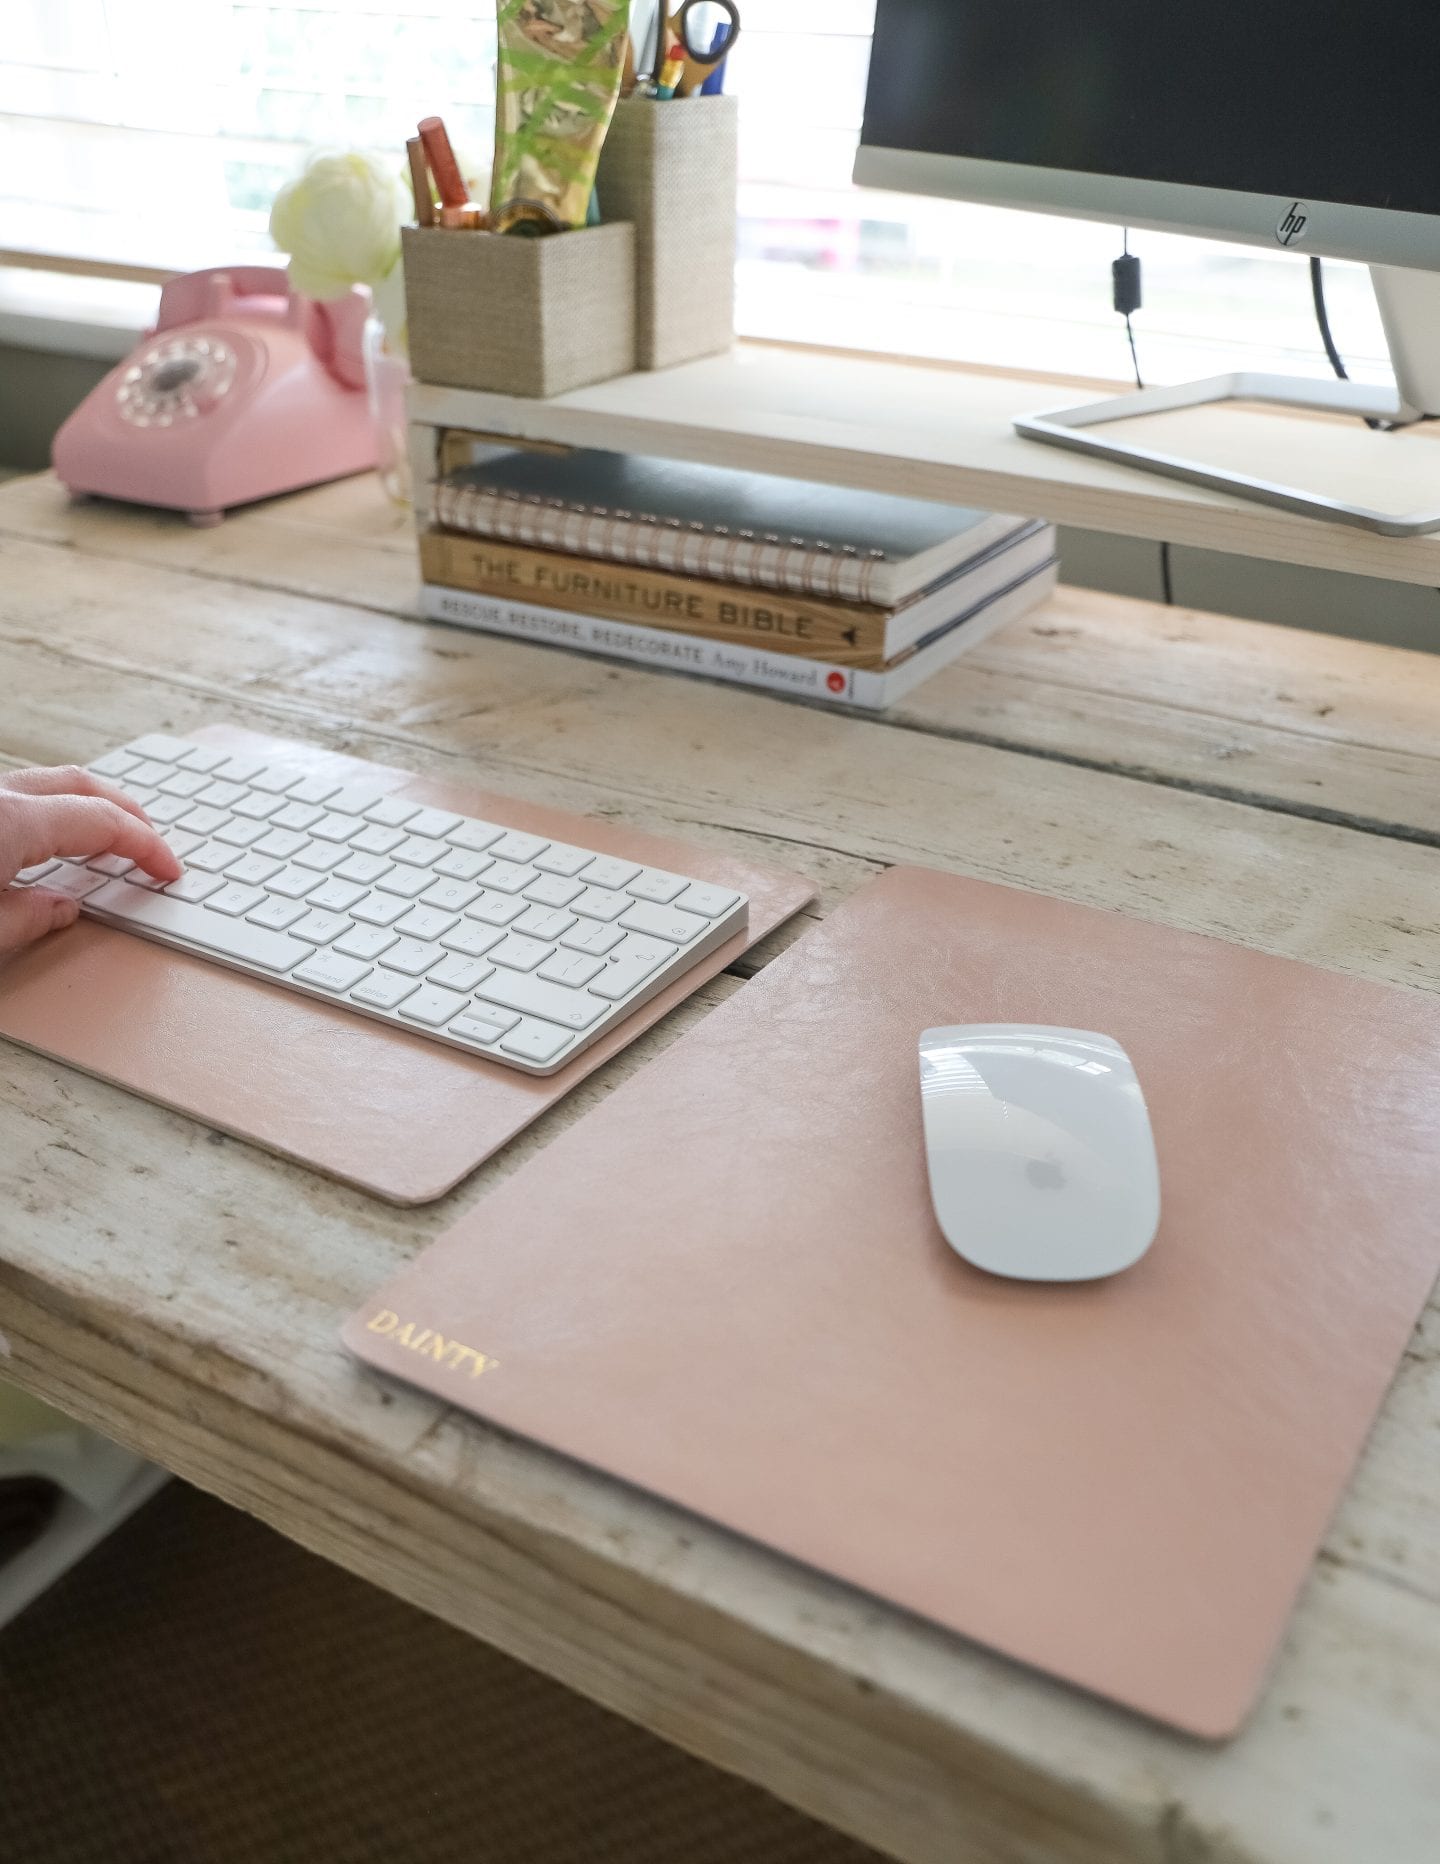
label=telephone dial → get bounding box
[53,266,377,526]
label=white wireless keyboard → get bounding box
[13,733,748,1076]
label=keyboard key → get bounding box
[158,768,210,798]
[477,969,608,1030]
[87,852,135,878]
[627,868,688,904]
[579,855,641,891]
[498,1018,576,1066]
[351,823,407,856]
[13,859,60,883]
[375,864,434,899]
[122,785,158,807]
[176,745,230,773]
[483,860,540,895]
[327,782,392,817]
[427,952,492,993]
[290,909,350,944]
[590,936,677,1000]
[266,865,321,900]
[571,886,629,923]
[395,903,458,941]
[285,774,341,806]
[394,835,447,867]
[446,1012,505,1047]
[559,918,626,957]
[306,877,367,914]
[419,878,480,913]
[177,804,230,836]
[400,984,469,1027]
[513,905,576,942]
[223,853,284,888]
[88,878,312,971]
[214,755,269,784]
[213,818,267,848]
[449,1002,519,1039]
[488,933,554,973]
[385,937,445,976]
[230,791,285,821]
[351,968,419,1010]
[619,901,710,944]
[335,851,393,886]
[538,950,606,988]
[253,827,308,860]
[308,811,362,843]
[248,895,309,931]
[405,807,464,839]
[293,841,347,873]
[124,871,167,889]
[166,870,225,904]
[271,801,324,832]
[466,891,528,927]
[674,882,741,918]
[488,829,549,864]
[293,951,373,994]
[447,818,505,854]
[434,847,490,883]
[43,865,110,900]
[89,749,142,778]
[127,759,174,788]
[532,842,593,878]
[162,830,205,860]
[184,841,238,874]
[146,796,195,825]
[439,921,504,960]
[350,890,411,927]
[524,873,584,909]
[249,763,302,794]
[363,795,422,829]
[333,923,399,962]
[126,733,192,761]
[207,882,266,917]
[196,780,246,808]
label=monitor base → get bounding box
[1016,264,1440,536]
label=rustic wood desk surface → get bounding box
[2,470,1438,1864]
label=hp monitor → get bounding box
[855,2,1440,532]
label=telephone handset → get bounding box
[53,266,376,525]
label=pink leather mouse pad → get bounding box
[346,866,1440,1735]
[0,726,815,1204]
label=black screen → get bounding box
[861,2,1440,216]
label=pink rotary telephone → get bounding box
[53,266,377,526]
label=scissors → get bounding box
[667,1,741,95]
[624,0,738,98]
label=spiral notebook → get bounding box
[347,867,1440,1735]
[432,446,1028,607]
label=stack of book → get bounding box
[418,444,1058,708]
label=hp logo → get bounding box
[1276,202,1309,247]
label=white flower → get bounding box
[270,151,406,300]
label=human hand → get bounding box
[0,765,183,955]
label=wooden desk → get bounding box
[2,470,1438,1864]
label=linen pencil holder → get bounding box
[595,94,739,370]
[401,222,637,398]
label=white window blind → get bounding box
[0,0,1391,385]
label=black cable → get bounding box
[1115,232,1174,604]
[1309,255,1433,433]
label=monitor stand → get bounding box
[1015,264,1440,535]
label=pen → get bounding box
[418,116,467,210]
[406,136,436,227]
[700,23,729,95]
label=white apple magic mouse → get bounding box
[918,1024,1160,1281]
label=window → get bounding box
[0,0,1391,387]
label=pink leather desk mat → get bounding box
[0,725,815,1204]
[346,865,1440,1735]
